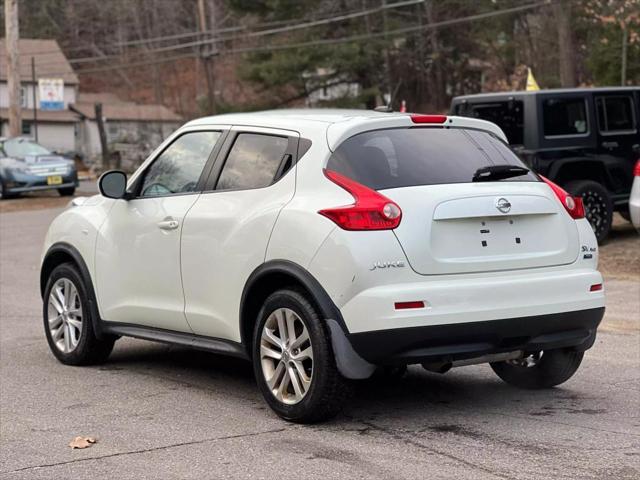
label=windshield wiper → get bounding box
[472,165,530,182]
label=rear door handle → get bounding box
[158,219,179,231]
[602,141,618,149]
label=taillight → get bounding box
[634,160,640,177]
[540,175,585,220]
[319,169,402,230]
[410,114,447,124]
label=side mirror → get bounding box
[98,170,128,199]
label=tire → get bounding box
[490,349,584,389]
[565,180,613,242]
[58,187,76,196]
[252,288,352,423]
[43,263,116,365]
[0,178,17,200]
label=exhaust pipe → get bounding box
[422,350,523,373]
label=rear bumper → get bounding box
[339,267,604,333]
[347,307,604,365]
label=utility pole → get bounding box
[621,23,628,86]
[31,57,38,142]
[382,0,392,108]
[553,0,577,87]
[197,0,216,114]
[94,103,109,170]
[5,0,22,137]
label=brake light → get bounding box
[319,169,402,230]
[410,114,447,124]
[634,160,640,177]
[540,176,585,220]
[590,283,603,292]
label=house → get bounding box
[1,38,182,169]
[0,39,79,152]
[71,92,182,170]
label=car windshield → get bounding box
[2,139,51,158]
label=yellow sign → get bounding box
[526,68,540,91]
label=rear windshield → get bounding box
[327,127,538,190]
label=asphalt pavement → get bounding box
[0,205,638,479]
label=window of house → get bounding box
[596,96,636,133]
[21,122,32,136]
[216,133,289,190]
[139,131,221,197]
[20,87,29,108]
[542,97,589,137]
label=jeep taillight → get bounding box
[634,160,640,177]
[540,175,585,220]
[319,169,402,230]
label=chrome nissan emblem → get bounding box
[495,197,511,214]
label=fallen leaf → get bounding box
[69,436,97,449]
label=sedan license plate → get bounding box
[47,175,63,185]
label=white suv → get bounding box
[41,110,605,422]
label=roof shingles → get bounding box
[0,38,79,84]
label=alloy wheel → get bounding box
[47,278,83,353]
[582,190,608,236]
[260,307,313,405]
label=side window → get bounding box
[216,133,289,190]
[140,131,220,197]
[596,96,636,133]
[542,97,589,137]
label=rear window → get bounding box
[327,127,538,190]
[453,101,524,145]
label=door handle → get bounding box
[158,219,179,231]
[602,141,618,149]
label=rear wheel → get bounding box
[58,187,76,196]
[490,349,584,389]
[252,288,352,423]
[565,180,613,242]
[43,263,116,365]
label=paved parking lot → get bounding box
[1,193,638,479]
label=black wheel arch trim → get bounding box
[240,260,375,379]
[545,157,615,190]
[41,242,107,339]
[241,260,348,340]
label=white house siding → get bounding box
[0,83,77,110]
[33,123,76,152]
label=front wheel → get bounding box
[58,187,76,196]
[252,289,352,423]
[490,349,584,389]
[43,263,116,365]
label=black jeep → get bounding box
[451,87,640,242]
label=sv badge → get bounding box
[370,261,405,271]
